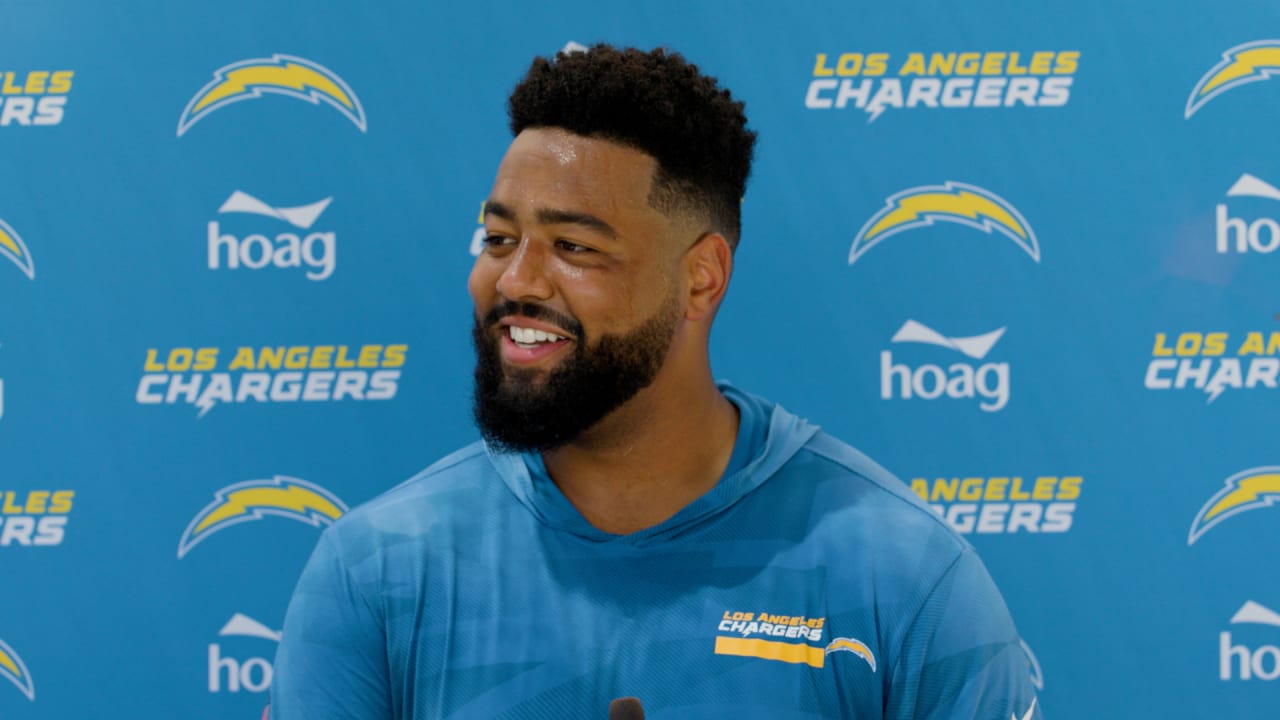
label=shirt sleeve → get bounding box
[270,529,393,720]
[885,548,1042,720]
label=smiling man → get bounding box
[270,45,1042,720]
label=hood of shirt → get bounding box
[484,383,820,546]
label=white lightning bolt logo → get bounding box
[1205,383,1229,404]
[1188,467,1280,545]
[824,637,877,672]
[195,394,217,418]
[850,181,1040,266]
[0,217,35,280]
[192,375,234,419]
[1186,40,1280,118]
[177,54,367,136]
[177,476,348,558]
[0,636,34,701]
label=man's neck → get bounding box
[541,376,739,535]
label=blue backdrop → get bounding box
[2,0,1278,717]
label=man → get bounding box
[271,45,1041,719]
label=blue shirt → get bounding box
[271,385,1041,719]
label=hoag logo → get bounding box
[1216,174,1280,255]
[881,320,1010,412]
[208,191,335,280]
[208,613,280,693]
[1220,601,1280,681]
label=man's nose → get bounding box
[495,238,554,302]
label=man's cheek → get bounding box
[466,261,498,306]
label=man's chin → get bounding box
[500,364,555,388]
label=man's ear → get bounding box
[683,232,733,322]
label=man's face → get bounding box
[468,128,689,452]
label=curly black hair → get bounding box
[508,44,756,249]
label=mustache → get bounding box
[481,300,584,339]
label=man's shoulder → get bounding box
[742,386,969,560]
[784,430,970,557]
[327,441,500,540]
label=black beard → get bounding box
[472,297,679,453]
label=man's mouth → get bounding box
[506,324,570,349]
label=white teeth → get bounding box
[508,326,564,345]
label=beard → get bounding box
[472,294,680,453]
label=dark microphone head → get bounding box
[609,696,646,720]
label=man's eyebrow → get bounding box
[536,208,618,239]
[482,200,515,222]
[483,201,619,239]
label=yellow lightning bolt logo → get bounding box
[1187,40,1280,118]
[0,217,34,279]
[177,54,367,136]
[177,476,348,558]
[824,637,877,672]
[849,182,1040,266]
[0,637,34,701]
[1188,467,1280,545]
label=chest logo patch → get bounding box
[714,610,876,672]
[825,637,877,672]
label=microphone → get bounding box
[609,697,646,720]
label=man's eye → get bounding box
[556,239,593,253]
[484,235,516,247]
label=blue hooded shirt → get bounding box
[271,384,1041,719]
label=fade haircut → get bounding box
[507,44,756,249]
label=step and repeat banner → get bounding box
[1,0,1277,717]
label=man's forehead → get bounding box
[521,128,584,167]
[490,128,660,217]
[501,129,655,180]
